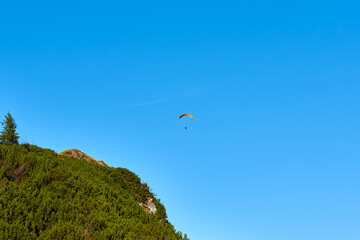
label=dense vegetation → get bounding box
[0,143,189,239]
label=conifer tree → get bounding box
[0,112,19,144]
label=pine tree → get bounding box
[0,112,19,144]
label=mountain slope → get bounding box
[0,143,188,239]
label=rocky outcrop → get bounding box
[58,149,108,167]
[139,198,157,214]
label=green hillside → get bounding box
[0,143,189,239]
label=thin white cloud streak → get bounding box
[124,86,210,108]
[124,98,170,107]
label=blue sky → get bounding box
[1,1,360,239]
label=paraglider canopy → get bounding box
[179,114,193,119]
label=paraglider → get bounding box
[179,114,193,129]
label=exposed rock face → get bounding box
[58,149,108,167]
[139,198,157,214]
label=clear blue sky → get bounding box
[1,1,360,239]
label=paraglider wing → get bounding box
[179,114,193,119]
